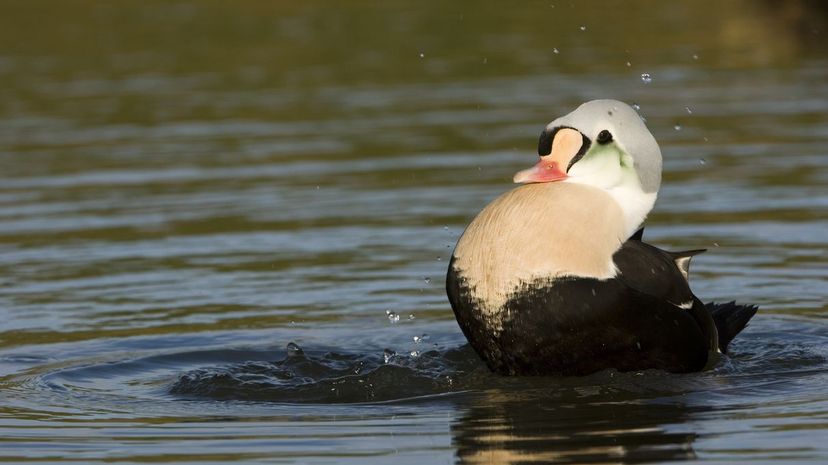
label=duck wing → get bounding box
[613,240,696,306]
[614,239,757,354]
[613,240,720,353]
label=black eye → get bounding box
[596,130,613,144]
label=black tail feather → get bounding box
[706,301,758,353]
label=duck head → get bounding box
[513,99,662,239]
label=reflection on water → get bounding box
[454,396,699,464]
[451,321,828,464]
[1,0,828,463]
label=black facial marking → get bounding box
[566,133,591,172]
[537,127,559,156]
[597,129,613,145]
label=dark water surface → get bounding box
[2,1,827,463]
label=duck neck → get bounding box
[606,184,657,240]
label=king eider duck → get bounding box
[446,99,757,376]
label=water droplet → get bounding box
[436,256,442,261]
[286,342,303,357]
[591,288,597,296]
[483,57,488,64]
[552,47,559,54]
[409,350,420,358]
[692,54,699,60]
[315,185,320,190]
[579,25,587,31]
[383,349,396,364]
[443,225,449,230]
[632,103,641,111]
[387,311,400,323]
[703,137,709,142]
[419,52,425,58]
[413,333,429,343]
[699,158,707,165]
[685,106,693,114]
[424,277,431,284]
[713,242,720,247]
[408,314,416,320]
[640,73,652,84]
[674,124,682,131]
[636,342,642,350]
[626,61,632,67]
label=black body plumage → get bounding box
[446,237,757,376]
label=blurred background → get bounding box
[1,1,827,464]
